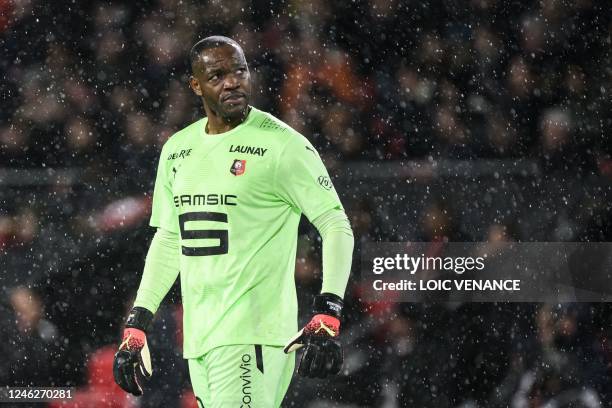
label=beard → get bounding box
[204,94,249,123]
[220,99,248,122]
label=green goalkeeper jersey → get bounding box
[150,106,343,358]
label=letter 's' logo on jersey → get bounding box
[317,176,332,190]
[230,159,246,176]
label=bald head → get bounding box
[190,36,245,73]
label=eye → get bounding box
[209,74,220,82]
[236,68,246,75]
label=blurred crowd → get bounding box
[1,0,612,407]
[2,0,611,169]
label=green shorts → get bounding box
[188,344,295,408]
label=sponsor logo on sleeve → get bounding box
[305,145,317,155]
[317,176,332,190]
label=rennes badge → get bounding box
[230,159,246,176]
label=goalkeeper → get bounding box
[113,36,354,407]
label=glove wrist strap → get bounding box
[313,293,343,319]
[125,307,154,332]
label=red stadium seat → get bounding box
[49,346,130,408]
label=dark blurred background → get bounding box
[1,0,611,407]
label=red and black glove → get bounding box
[284,293,343,378]
[113,307,154,396]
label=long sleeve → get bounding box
[133,228,180,314]
[311,208,354,298]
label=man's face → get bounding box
[190,45,251,121]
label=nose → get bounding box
[223,73,240,89]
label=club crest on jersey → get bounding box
[230,159,246,176]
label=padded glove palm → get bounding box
[113,307,153,396]
[284,293,343,378]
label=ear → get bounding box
[189,76,202,96]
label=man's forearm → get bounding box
[133,228,180,313]
[312,208,354,298]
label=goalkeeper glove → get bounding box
[113,307,153,396]
[284,293,343,378]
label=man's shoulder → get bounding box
[248,108,300,138]
[161,118,205,152]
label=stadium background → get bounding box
[1,0,611,406]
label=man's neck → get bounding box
[205,107,250,135]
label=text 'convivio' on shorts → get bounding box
[188,344,295,408]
